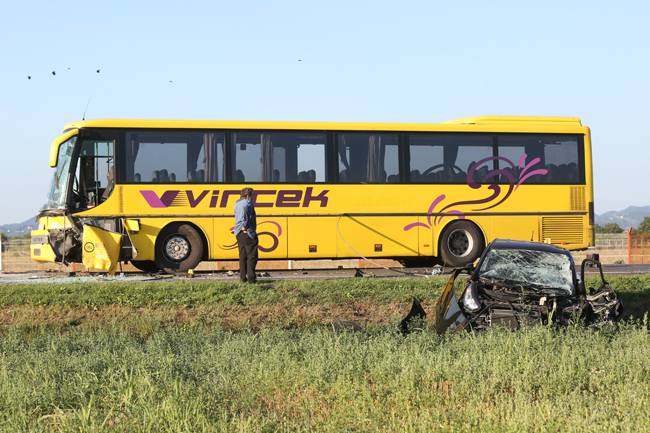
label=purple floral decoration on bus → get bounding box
[221,220,283,253]
[403,154,548,232]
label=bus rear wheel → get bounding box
[155,224,204,274]
[439,221,484,267]
[130,260,160,274]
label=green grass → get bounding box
[0,323,648,432]
[1,273,649,309]
[0,275,648,432]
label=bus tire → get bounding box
[155,224,204,274]
[130,260,160,274]
[439,221,484,267]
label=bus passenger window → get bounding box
[497,135,582,184]
[123,132,225,183]
[408,134,494,184]
[337,133,398,183]
[229,132,326,183]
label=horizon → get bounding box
[1,1,649,224]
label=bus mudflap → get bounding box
[82,225,122,273]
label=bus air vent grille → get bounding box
[570,186,586,211]
[541,216,583,245]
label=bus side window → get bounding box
[337,133,398,183]
[408,134,493,184]
[123,131,225,183]
[229,132,327,183]
[497,135,582,184]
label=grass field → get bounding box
[0,275,648,432]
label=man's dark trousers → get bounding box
[236,232,258,283]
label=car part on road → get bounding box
[401,239,623,334]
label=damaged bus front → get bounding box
[401,240,622,334]
[31,129,128,272]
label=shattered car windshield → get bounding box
[478,248,574,294]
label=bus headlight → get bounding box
[462,281,481,312]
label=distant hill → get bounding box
[0,216,37,238]
[596,205,650,229]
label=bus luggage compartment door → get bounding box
[336,216,419,258]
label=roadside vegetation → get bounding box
[0,275,648,432]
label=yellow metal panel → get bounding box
[257,217,287,259]
[444,116,582,126]
[486,216,538,244]
[213,217,240,260]
[288,217,337,258]
[63,116,588,134]
[82,225,121,272]
[336,216,419,258]
[49,129,78,167]
[124,218,140,232]
[417,216,433,256]
[127,219,161,261]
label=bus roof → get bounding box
[64,116,587,134]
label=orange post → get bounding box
[627,228,632,265]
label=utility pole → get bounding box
[0,235,3,273]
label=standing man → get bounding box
[234,187,258,283]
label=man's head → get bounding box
[240,187,254,199]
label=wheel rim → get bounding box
[164,235,191,261]
[447,229,473,258]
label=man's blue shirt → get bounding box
[234,198,257,239]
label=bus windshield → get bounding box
[46,136,77,209]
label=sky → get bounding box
[0,0,649,224]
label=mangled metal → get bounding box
[401,240,623,334]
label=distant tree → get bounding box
[637,217,650,233]
[0,232,7,242]
[595,223,624,234]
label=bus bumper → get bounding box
[30,230,58,262]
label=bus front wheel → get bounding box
[155,224,204,274]
[439,221,484,267]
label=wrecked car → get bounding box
[401,239,622,334]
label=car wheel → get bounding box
[155,224,204,273]
[130,260,160,273]
[439,221,484,267]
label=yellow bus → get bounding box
[30,116,594,273]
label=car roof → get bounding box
[487,239,572,256]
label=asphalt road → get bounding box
[0,264,648,285]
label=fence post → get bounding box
[627,228,632,265]
[0,236,3,273]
